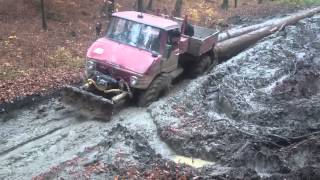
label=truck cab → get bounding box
[83,11,218,106]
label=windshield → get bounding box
[107,17,161,53]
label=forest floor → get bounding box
[0,0,301,104]
[1,0,320,179]
[0,4,320,180]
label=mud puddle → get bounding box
[173,155,215,168]
[0,78,206,179]
[110,107,175,159]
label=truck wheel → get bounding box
[190,56,211,78]
[137,75,171,107]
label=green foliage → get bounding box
[279,0,320,6]
[304,0,320,5]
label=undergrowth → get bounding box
[279,0,320,6]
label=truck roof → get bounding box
[113,11,179,30]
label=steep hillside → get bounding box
[0,0,296,103]
[0,0,105,102]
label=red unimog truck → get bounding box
[67,11,219,107]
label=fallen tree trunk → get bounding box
[215,6,320,60]
[217,6,320,42]
[218,23,274,42]
[215,26,276,60]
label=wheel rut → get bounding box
[0,126,64,157]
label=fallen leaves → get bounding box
[84,162,108,178]
[0,67,83,103]
[8,35,18,40]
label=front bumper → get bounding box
[84,64,135,103]
[84,78,130,104]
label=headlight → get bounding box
[130,76,139,86]
[86,60,96,70]
[86,59,96,78]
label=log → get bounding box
[217,6,320,42]
[214,26,276,60]
[215,6,320,60]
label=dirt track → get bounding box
[0,81,196,179]
[1,14,320,180]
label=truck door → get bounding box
[161,29,180,73]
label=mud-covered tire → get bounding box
[190,56,211,78]
[137,74,171,107]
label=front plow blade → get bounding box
[61,86,122,120]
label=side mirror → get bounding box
[151,51,159,58]
[164,44,173,58]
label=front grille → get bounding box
[96,63,130,82]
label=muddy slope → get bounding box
[0,14,320,180]
[150,15,320,179]
[0,98,201,179]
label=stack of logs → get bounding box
[214,6,320,60]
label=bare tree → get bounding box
[108,0,115,18]
[221,0,229,10]
[40,0,47,30]
[147,0,153,11]
[137,0,144,12]
[174,0,183,17]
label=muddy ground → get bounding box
[1,14,320,180]
[151,14,320,179]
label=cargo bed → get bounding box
[186,25,219,56]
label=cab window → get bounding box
[167,28,181,49]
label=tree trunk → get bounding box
[147,0,153,10]
[174,0,183,17]
[234,0,238,8]
[108,0,115,18]
[221,0,229,10]
[137,0,144,12]
[258,0,263,4]
[40,0,47,30]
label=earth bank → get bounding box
[0,14,319,180]
[150,14,320,179]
